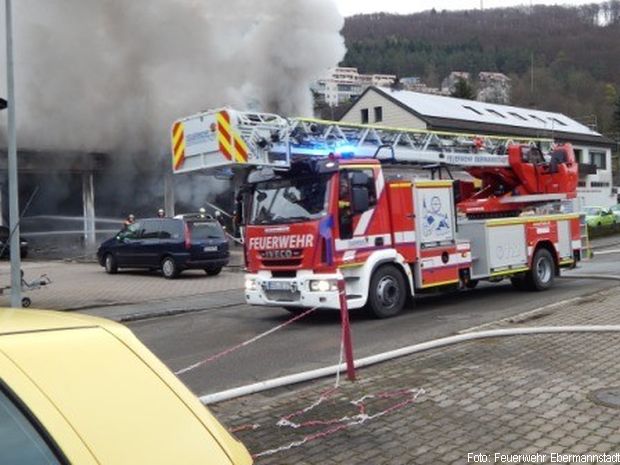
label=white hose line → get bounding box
[200,325,620,405]
[560,274,620,281]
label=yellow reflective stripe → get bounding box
[172,127,184,148]
[339,262,364,269]
[218,134,234,159]
[415,181,453,188]
[486,214,579,227]
[389,182,412,188]
[420,279,459,288]
[490,267,529,277]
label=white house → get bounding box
[340,86,615,207]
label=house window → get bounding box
[508,112,527,121]
[590,150,607,170]
[548,117,567,127]
[361,108,369,124]
[529,114,545,123]
[374,106,383,123]
[486,109,506,118]
[573,149,583,164]
[463,105,483,115]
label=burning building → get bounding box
[0,0,345,255]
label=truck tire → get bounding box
[510,276,528,291]
[524,248,555,291]
[365,265,406,319]
[104,253,118,274]
[161,257,179,279]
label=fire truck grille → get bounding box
[264,290,301,302]
[261,258,303,267]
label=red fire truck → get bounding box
[171,109,584,318]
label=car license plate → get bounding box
[265,281,292,291]
[203,246,218,252]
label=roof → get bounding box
[0,308,106,336]
[344,86,613,147]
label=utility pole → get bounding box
[5,0,22,307]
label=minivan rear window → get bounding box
[188,222,225,240]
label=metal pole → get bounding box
[337,278,356,381]
[5,0,21,307]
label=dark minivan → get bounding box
[97,216,229,278]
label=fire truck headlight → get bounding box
[245,278,257,291]
[309,279,338,292]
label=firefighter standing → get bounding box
[122,214,135,230]
[157,208,165,218]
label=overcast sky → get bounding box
[335,0,595,16]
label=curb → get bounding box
[117,299,246,323]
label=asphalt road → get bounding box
[129,251,620,398]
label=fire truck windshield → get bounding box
[250,175,331,225]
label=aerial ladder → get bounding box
[171,108,579,218]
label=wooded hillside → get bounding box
[341,2,620,136]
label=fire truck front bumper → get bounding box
[244,272,342,309]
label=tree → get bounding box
[613,96,620,133]
[451,78,476,100]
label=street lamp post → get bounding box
[5,0,22,307]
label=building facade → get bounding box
[312,67,396,107]
[339,86,615,207]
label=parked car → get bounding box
[97,216,229,278]
[0,225,28,258]
[0,308,252,465]
[584,206,617,228]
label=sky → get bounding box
[335,0,597,16]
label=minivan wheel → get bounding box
[161,257,179,279]
[104,253,118,274]
[204,267,222,276]
[365,265,406,319]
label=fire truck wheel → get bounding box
[161,257,179,279]
[465,279,479,289]
[525,248,555,291]
[104,254,118,274]
[366,265,406,319]
[510,276,528,291]
[204,267,222,276]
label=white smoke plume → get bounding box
[0,0,345,217]
[0,0,345,153]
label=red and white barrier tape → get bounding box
[174,306,318,376]
[247,386,425,458]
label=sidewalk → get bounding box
[0,260,244,312]
[211,286,620,464]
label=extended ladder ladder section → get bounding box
[171,108,553,175]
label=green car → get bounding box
[584,206,617,228]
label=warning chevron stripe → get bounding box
[217,110,248,164]
[172,121,186,170]
[217,112,234,161]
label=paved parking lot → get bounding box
[0,260,243,310]
[212,286,620,464]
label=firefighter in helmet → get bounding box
[157,208,165,218]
